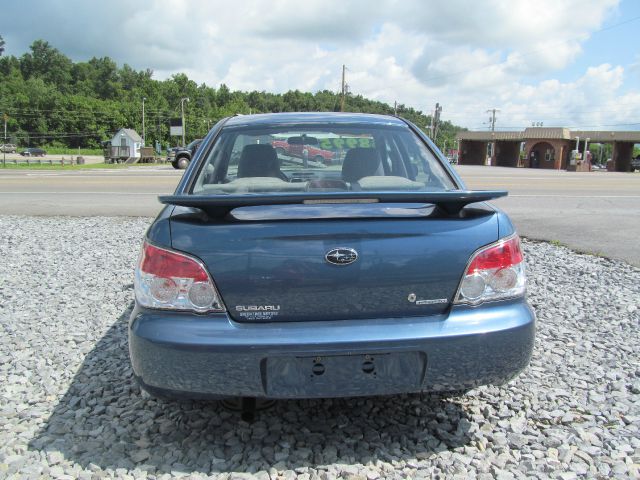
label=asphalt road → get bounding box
[459,166,640,266]
[0,165,638,266]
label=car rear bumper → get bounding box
[129,299,535,399]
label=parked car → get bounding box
[0,144,17,153]
[167,139,202,169]
[19,148,47,157]
[130,112,535,405]
[631,156,640,172]
[272,138,336,164]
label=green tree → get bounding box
[0,38,465,150]
[20,40,73,91]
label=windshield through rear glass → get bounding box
[191,124,456,194]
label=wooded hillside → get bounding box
[0,39,463,151]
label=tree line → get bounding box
[0,38,463,152]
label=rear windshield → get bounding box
[191,124,456,194]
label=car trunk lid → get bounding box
[167,198,501,322]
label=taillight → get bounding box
[134,241,225,313]
[454,235,526,305]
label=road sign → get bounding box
[169,118,183,136]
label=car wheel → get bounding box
[171,161,179,169]
[275,147,285,156]
[314,155,324,163]
[176,157,190,169]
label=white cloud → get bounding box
[2,0,638,130]
[446,64,640,130]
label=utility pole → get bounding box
[432,103,442,140]
[142,97,146,146]
[486,109,499,164]
[340,64,346,112]
[394,101,397,116]
[180,97,189,147]
[2,113,7,167]
[156,111,162,152]
[486,108,500,132]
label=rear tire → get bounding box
[314,155,324,163]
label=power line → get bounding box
[440,97,640,116]
[467,121,640,130]
[10,133,103,139]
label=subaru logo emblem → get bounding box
[325,247,358,266]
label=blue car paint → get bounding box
[168,205,499,322]
[145,205,174,248]
[130,299,534,399]
[130,112,535,399]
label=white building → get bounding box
[110,128,143,159]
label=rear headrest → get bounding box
[341,148,381,183]
[237,144,280,178]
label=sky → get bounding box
[1,0,640,131]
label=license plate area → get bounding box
[264,351,427,398]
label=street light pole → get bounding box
[599,144,603,165]
[180,97,189,147]
[142,97,146,146]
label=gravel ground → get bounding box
[0,216,639,480]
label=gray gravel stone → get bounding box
[0,216,639,479]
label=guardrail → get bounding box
[1,157,86,166]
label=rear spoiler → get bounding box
[159,190,508,217]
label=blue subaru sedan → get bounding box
[129,112,535,400]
